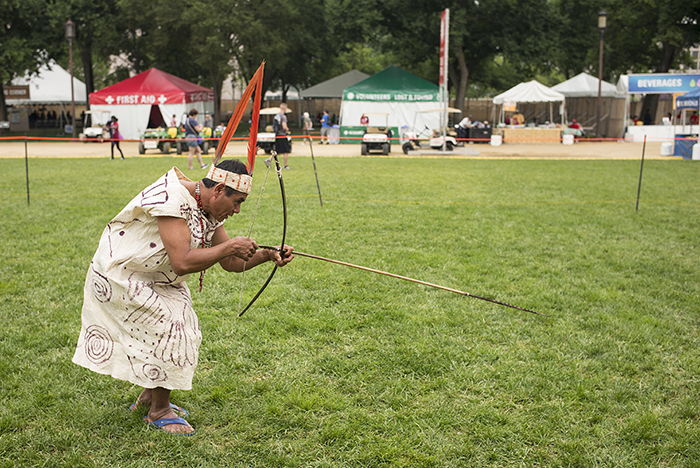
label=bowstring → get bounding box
[238,153,274,311]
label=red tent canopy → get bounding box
[89,68,213,106]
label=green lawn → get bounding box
[1,155,699,467]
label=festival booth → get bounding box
[617,73,700,145]
[89,68,214,140]
[671,87,700,158]
[5,60,87,131]
[552,72,625,137]
[492,81,565,144]
[339,65,441,144]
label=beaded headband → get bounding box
[206,166,252,194]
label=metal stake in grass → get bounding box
[255,245,547,317]
[25,134,30,206]
[635,135,647,212]
[307,131,323,206]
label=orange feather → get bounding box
[213,62,265,167]
[246,65,265,174]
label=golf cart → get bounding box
[139,127,178,154]
[256,107,292,154]
[361,113,392,155]
[79,110,111,142]
[423,107,462,151]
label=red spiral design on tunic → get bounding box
[84,325,114,364]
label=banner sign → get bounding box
[439,10,448,87]
[90,90,213,105]
[3,86,30,100]
[628,74,700,93]
[343,91,438,102]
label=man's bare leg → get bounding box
[144,387,194,435]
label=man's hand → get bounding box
[269,245,294,267]
[226,236,258,261]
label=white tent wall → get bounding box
[90,104,151,140]
[339,101,443,140]
[90,101,214,140]
[159,104,188,128]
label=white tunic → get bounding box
[73,168,222,390]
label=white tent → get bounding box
[90,68,214,140]
[492,80,565,125]
[552,72,620,98]
[8,60,87,104]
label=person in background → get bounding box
[204,113,213,129]
[643,110,653,125]
[184,109,208,170]
[302,112,313,145]
[105,116,124,160]
[170,114,177,127]
[265,103,291,169]
[320,110,330,144]
[691,111,699,125]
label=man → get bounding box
[265,103,291,169]
[204,113,213,129]
[183,109,208,170]
[320,110,330,144]
[73,160,294,435]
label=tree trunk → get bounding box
[210,69,223,126]
[454,44,469,116]
[640,42,678,124]
[0,83,7,122]
[79,44,94,110]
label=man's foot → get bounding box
[188,167,193,170]
[264,159,271,168]
[144,409,194,436]
[201,164,209,169]
[284,165,291,170]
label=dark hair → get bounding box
[188,109,199,117]
[202,159,249,196]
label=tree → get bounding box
[46,0,124,108]
[604,0,700,118]
[0,0,53,121]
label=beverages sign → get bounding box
[628,74,700,93]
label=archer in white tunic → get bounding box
[73,168,220,390]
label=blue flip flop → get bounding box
[144,416,195,436]
[129,402,190,418]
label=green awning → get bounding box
[342,65,439,102]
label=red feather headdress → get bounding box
[213,62,265,174]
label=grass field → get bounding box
[1,155,699,467]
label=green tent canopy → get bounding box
[339,65,447,144]
[342,65,439,102]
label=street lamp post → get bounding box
[65,19,76,140]
[596,10,607,139]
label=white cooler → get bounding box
[562,134,574,145]
[693,144,700,160]
[490,134,502,146]
[660,142,673,156]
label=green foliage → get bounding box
[1,155,699,466]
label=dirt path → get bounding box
[0,138,678,160]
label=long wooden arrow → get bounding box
[257,245,547,317]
